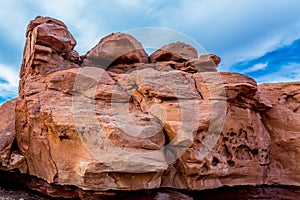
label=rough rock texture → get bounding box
[259,82,300,186]
[82,32,149,69]
[0,99,25,170]
[0,16,299,199]
[15,16,167,191]
[149,42,198,63]
[1,170,300,200]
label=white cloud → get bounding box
[36,0,86,21]
[0,83,18,99]
[0,63,18,101]
[0,64,19,87]
[241,62,269,74]
[34,0,156,54]
[159,0,300,70]
[256,63,300,83]
[2,0,300,60]
[115,0,144,9]
[0,0,35,44]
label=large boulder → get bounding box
[82,32,149,68]
[0,98,26,172]
[34,20,76,53]
[183,54,220,72]
[0,99,16,167]
[149,42,198,63]
[20,16,80,81]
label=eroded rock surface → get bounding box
[149,42,198,63]
[259,82,300,186]
[0,99,25,170]
[82,32,149,69]
[0,16,299,199]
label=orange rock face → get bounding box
[83,32,149,69]
[0,99,24,170]
[149,42,198,62]
[0,16,299,198]
[259,82,300,186]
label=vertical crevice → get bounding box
[191,74,204,99]
[258,111,272,184]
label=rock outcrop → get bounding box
[149,42,198,62]
[0,16,299,199]
[82,32,149,68]
[259,82,300,186]
[0,99,24,170]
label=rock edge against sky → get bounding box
[0,16,299,199]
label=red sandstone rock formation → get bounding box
[149,42,198,62]
[83,32,149,69]
[0,16,299,199]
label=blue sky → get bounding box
[1,0,300,104]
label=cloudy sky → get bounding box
[1,0,300,104]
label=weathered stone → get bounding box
[150,42,198,63]
[63,50,82,64]
[82,32,149,69]
[34,23,76,53]
[19,16,79,80]
[259,82,300,186]
[118,67,201,100]
[26,16,68,35]
[1,170,299,200]
[0,99,16,167]
[193,72,272,110]
[162,104,271,190]
[183,54,220,72]
[0,16,299,199]
[154,54,220,73]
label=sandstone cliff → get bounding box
[0,16,299,199]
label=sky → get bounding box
[0,0,300,104]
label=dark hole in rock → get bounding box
[235,145,252,160]
[59,135,70,141]
[251,149,258,155]
[220,144,232,160]
[227,160,235,167]
[201,163,209,173]
[212,157,220,166]
[229,131,237,137]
